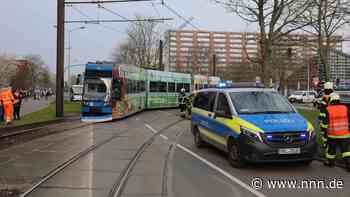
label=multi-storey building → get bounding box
[166,30,342,83]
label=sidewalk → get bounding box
[20,97,54,116]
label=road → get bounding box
[0,109,348,197]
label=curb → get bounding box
[0,115,80,134]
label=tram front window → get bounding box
[83,78,109,101]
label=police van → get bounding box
[191,85,317,167]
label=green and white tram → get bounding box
[146,70,191,109]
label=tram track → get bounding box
[19,128,130,197]
[107,118,185,197]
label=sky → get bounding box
[0,0,257,73]
[1,0,349,74]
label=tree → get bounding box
[304,0,349,81]
[214,0,313,85]
[0,54,16,88]
[112,15,161,68]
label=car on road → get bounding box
[191,86,317,168]
[70,85,83,102]
[288,91,317,103]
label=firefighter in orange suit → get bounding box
[319,93,350,172]
[0,88,15,125]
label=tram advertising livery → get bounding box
[81,62,192,122]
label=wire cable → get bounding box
[161,1,199,30]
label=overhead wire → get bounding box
[70,5,124,33]
[161,1,199,30]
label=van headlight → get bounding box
[240,126,263,142]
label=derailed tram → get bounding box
[81,62,192,122]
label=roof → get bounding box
[196,88,275,93]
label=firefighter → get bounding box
[320,82,334,108]
[179,88,186,115]
[319,93,350,172]
[318,82,334,132]
[0,87,15,125]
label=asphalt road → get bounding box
[159,112,350,197]
[1,109,349,197]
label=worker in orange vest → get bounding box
[0,88,15,125]
[319,93,350,172]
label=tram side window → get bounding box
[159,82,167,92]
[112,79,121,101]
[183,83,190,92]
[150,81,167,92]
[139,81,146,92]
[168,82,176,92]
[176,83,184,92]
[150,81,158,92]
[132,80,138,93]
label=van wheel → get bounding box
[193,127,204,148]
[228,139,246,168]
[300,160,313,166]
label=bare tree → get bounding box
[214,0,313,85]
[0,54,17,88]
[304,0,349,81]
[112,15,161,68]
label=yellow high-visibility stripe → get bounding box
[199,127,226,146]
[319,113,326,118]
[328,134,350,139]
[342,152,350,158]
[319,123,328,128]
[325,146,336,159]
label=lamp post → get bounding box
[67,26,85,87]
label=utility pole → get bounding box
[159,40,163,70]
[212,54,216,76]
[56,0,65,117]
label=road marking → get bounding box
[145,124,169,140]
[176,144,266,197]
[160,134,169,140]
[145,124,157,134]
[144,124,266,197]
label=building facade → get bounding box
[166,30,342,83]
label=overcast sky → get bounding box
[1,0,349,73]
[0,0,257,72]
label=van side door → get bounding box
[209,93,233,149]
[192,91,217,135]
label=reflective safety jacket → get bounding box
[0,89,14,105]
[320,104,350,139]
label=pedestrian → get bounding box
[13,88,22,120]
[0,87,15,125]
[319,93,350,172]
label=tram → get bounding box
[81,62,192,122]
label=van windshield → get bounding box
[230,91,295,114]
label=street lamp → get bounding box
[67,26,86,87]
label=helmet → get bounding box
[324,82,334,90]
[181,88,186,93]
[329,93,340,104]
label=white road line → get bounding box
[144,124,266,197]
[145,124,169,140]
[145,124,157,134]
[176,144,266,197]
[160,134,169,140]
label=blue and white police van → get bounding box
[191,84,317,167]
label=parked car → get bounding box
[288,91,316,103]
